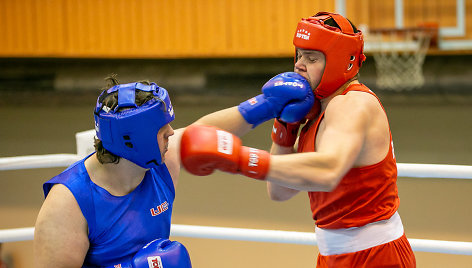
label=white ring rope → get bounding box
[0,225,471,255]
[1,129,472,179]
[0,154,81,171]
[1,130,471,256]
[0,227,34,243]
[1,154,472,179]
[397,163,472,179]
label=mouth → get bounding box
[294,72,308,80]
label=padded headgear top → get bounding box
[94,82,175,169]
[293,12,366,99]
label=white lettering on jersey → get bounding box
[150,201,169,216]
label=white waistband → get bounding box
[315,211,404,256]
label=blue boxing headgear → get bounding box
[94,82,175,169]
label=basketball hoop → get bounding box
[366,26,437,91]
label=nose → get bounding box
[168,125,175,137]
[294,58,306,73]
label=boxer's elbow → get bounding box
[267,182,299,201]
[302,157,343,191]
[268,190,296,201]
[318,171,340,191]
[268,192,288,201]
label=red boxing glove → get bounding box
[180,125,270,180]
[271,119,301,147]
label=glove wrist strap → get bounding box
[239,146,270,180]
[271,119,301,147]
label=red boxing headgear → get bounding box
[293,12,366,99]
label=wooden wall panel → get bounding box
[0,0,470,58]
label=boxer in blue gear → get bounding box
[36,77,178,267]
[34,73,314,267]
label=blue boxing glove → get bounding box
[131,239,192,268]
[238,72,314,127]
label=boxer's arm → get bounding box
[193,72,314,136]
[167,72,314,178]
[34,184,89,268]
[265,101,319,200]
[178,122,359,191]
[267,142,300,201]
[165,109,250,187]
[180,93,370,192]
[165,105,267,182]
[193,106,253,137]
[166,101,301,176]
[266,94,369,191]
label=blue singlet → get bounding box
[43,154,175,267]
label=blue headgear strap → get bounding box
[94,82,175,168]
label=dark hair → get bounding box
[94,74,157,165]
[323,17,359,33]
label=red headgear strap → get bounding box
[293,12,366,99]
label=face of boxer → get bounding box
[157,124,174,162]
[294,49,326,91]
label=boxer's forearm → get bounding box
[193,72,313,137]
[193,106,253,137]
[266,142,300,201]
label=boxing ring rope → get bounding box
[1,154,472,179]
[1,130,471,255]
[0,154,80,171]
[1,225,472,255]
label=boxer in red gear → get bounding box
[179,12,416,268]
[268,12,416,267]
